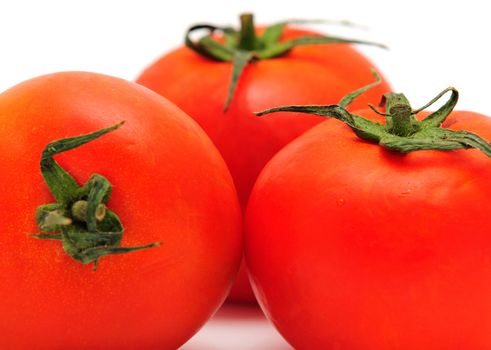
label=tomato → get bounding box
[245,84,491,349]
[0,72,242,349]
[136,14,391,302]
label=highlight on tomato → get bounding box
[137,13,391,302]
[0,72,242,349]
[246,74,491,349]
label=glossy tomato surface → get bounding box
[137,28,391,302]
[246,109,491,349]
[0,72,242,349]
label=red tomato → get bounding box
[0,72,242,349]
[137,21,391,302]
[246,105,491,349]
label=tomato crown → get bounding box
[33,122,160,270]
[256,70,491,157]
[185,13,386,111]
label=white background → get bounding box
[1,1,489,349]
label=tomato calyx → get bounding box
[256,70,491,157]
[185,13,386,111]
[33,122,160,270]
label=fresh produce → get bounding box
[0,72,242,349]
[246,76,491,349]
[137,13,391,302]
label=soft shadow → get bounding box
[213,303,266,322]
[180,304,293,350]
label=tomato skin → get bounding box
[245,109,491,349]
[137,28,391,302]
[0,72,242,349]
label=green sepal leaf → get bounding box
[198,36,235,61]
[35,122,160,269]
[185,25,235,61]
[36,203,71,232]
[259,19,368,48]
[257,35,386,60]
[379,128,491,157]
[259,22,287,47]
[183,14,387,112]
[255,71,491,157]
[224,50,255,111]
[223,27,239,48]
[339,69,381,108]
[418,87,459,128]
[40,122,123,204]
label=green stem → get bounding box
[238,13,257,50]
[71,200,106,222]
[382,93,417,136]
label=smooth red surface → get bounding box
[0,72,242,349]
[246,109,491,349]
[137,28,391,302]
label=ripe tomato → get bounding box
[0,72,242,349]
[137,15,391,302]
[246,85,491,349]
